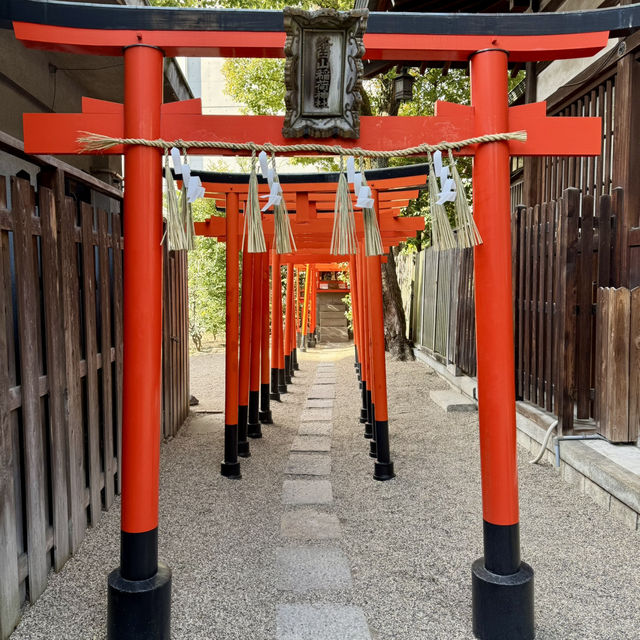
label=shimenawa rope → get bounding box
[78,131,527,157]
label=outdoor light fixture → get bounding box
[394,67,415,103]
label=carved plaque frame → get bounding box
[283,8,368,139]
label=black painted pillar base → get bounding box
[247,422,262,438]
[247,390,262,438]
[270,368,281,402]
[292,348,299,371]
[472,559,534,640]
[308,334,316,348]
[107,563,172,640]
[278,368,288,394]
[284,355,292,384]
[237,405,250,457]
[220,460,241,478]
[369,440,377,458]
[259,383,273,423]
[373,461,395,481]
[361,381,369,428]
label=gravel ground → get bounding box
[10,345,640,639]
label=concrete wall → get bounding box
[536,0,617,103]
[0,29,122,179]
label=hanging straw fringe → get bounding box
[330,160,358,255]
[359,168,384,256]
[428,152,456,252]
[448,150,482,249]
[271,156,297,255]
[164,153,188,251]
[243,154,267,253]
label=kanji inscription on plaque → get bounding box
[283,8,367,139]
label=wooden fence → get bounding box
[163,248,190,438]
[595,287,640,443]
[0,140,190,638]
[408,189,631,439]
[410,246,476,377]
[513,189,618,433]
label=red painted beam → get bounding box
[23,109,601,158]
[14,22,608,62]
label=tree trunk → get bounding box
[381,246,415,361]
[363,83,413,360]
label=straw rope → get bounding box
[78,130,527,157]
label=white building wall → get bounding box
[536,0,618,103]
[176,57,314,174]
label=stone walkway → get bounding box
[277,362,371,640]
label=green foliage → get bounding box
[187,198,227,347]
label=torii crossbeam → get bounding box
[11,2,611,639]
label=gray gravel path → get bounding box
[10,346,640,639]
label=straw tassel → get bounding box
[243,153,267,253]
[448,150,482,248]
[330,159,358,255]
[360,169,384,256]
[271,156,297,255]
[428,153,456,251]
[163,153,187,251]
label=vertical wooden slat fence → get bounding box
[162,247,190,438]
[411,245,476,376]
[595,287,640,443]
[512,188,618,434]
[0,141,190,638]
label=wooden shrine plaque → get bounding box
[283,7,367,140]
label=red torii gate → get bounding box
[191,167,424,483]
[13,5,606,640]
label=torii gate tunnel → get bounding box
[10,1,620,638]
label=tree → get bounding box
[187,198,227,349]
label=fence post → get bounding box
[555,188,579,435]
[0,177,20,639]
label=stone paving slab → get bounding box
[301,408,333,422]
[291,436,331,452]
[285,453,331,476]
[313,378,336,385]
[306,398,334,409]
[298,422,332,436]
[282,479,333,505]
[308,385,336,399]
[280,509,341,539]
[429,389,477,412]
[275,547,352,592]
[276,605,371,640]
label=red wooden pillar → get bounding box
[247,252,263,438]
[237,249,253,457]
[107,44,171,640]
[284,263,294,384]
[221,191,241,478]
[470,48,534,640]
[365,213,394,480]
[292,267,300,371]
[358,249,373,437]
[270,251,281,401]
[300,265,311,351]
[349,257,361,375]
[277,260,287,394]
[308,267,317,347]
[259,254,273,423]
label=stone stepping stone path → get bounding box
[275,362,372,639]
